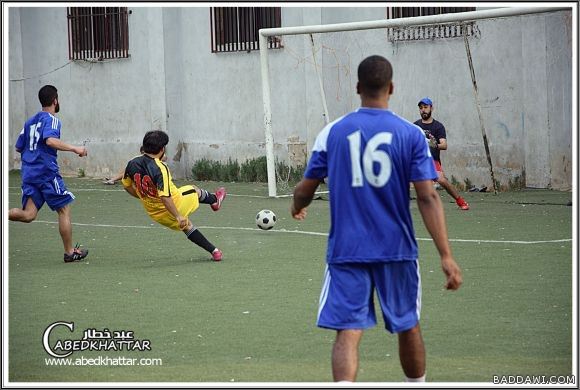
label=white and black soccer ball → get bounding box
[256,209,277,230]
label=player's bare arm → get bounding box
[45,137,87,157]
[436,137,448,151]
[291,178,321,219]
[413,179,462,290]
[160,195,188,230]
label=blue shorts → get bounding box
[317,260,421,333]
[21,176,76,211]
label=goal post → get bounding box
[259,6,569,197]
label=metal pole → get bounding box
[259,33,277,197]
[463,30,498,194]
[309,34,330,125]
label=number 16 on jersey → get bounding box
[347,130,393,188]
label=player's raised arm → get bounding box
[413,179,462,290]
[45,137,87,157]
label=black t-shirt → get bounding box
[414,119,446,162]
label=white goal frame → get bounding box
[259,6,569,197]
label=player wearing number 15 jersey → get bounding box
[291,56,462,382]
[9,85,89,263]
[121,130,226,261]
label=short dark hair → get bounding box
[142,130,169,154]
[38,85,58,107]
[357,55,393,98]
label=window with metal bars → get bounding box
[67,7,130,60]
[386,7,478,41]
[210,7,282,53]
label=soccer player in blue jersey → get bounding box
[9,85,89,262]
[291,55,462,382]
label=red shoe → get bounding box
[211,187,226,211]
[456,197,470,210]
[212,248,223,262]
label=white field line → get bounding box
[24,220,572,245]
[8,188,277,198]
[275,191,329,198]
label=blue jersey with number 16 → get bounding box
[304,108,437,264]
[15,111,62,184]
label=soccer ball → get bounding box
[256,209,277,230]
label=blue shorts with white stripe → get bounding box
[317,260,421,333]
[21,175,75,211]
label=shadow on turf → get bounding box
[136,255,218,268]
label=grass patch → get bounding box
[192,157,304,190]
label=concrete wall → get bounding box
[7,6,572,190]
[8,8,25,167]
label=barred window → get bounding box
[67,7,130,60]
[386,7,478,41]
[210,7,282,53]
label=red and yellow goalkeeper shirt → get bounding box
[121,154,199,229]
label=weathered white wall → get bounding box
[8,6,572,190]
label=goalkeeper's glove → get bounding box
[428,137,438,149]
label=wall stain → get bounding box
[495,121,511,138]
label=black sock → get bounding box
[185,227,216,253]
[198,189,217,205]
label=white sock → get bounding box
[405,374,426,382]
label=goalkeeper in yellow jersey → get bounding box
[122,130,226,261]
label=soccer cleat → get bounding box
[211,187,227,211]
[102,178,116,185]
[456,197,470,211]
[64,244,89,263]
[211,248,223,262]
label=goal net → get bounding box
[259,6,571,197]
